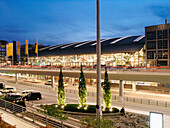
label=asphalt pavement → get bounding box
[1,76,170,127]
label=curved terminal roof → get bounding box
[34,35,145,57]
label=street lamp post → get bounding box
[96,0,102,118]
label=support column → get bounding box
[119,80,124,101]
[132,82,136,92]
[15,73,18,83]
[51,76,55,89]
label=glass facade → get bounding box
[28,49,144,67]
[0,41,7,65]
[146,24,170,66]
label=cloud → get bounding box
[149,5,170,19]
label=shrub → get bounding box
[81,116,116,128]
[38,104,68,120]
[63,104,119,113]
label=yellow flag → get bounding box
[7,43,13,57]
[17,41,20,55]
[25,40,28,55]
[35,38,38,54]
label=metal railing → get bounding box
[0,98,78,128]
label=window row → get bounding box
[147,50,169,59]
[146,40,170,49]
[147,30,170,40]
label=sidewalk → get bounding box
[0,109,39,128]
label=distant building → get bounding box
[20,43,47,65]
[0,40,7,65]
[145,19,170,66]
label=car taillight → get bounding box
[13,101,15,103]
[20,99,23,102]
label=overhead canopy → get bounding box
[31,35,145,57]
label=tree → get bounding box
[103,66,112,109]
[57,66,65,105]
[78,65,87,107]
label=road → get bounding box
[2,80,170,128]
[2,67,170,83]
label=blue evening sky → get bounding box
[0,0,170,45]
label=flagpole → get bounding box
[36,37,38,65]
[27,53,29,65]
[6,43,8,66]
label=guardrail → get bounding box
[65,88,170,109]
[2,66,170,73]
[0,98,79,128]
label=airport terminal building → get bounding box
[28,35,145,67]
[1,21,170,67]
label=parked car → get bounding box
[5,93,23,102]
[45,79,51,85]
[21,90,34,96]
[4,93,26,112]
[0,87,16,93]
[23,92,42,101]
[0,83,5,89]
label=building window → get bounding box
[163,30,168,39]
[147,31,156,40]
[158,30,168,39]
[147,51,156,59]
[158,40,168,49]
[158,50,168,59]
[147,41,156,49]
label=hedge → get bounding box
[52,104,119,113]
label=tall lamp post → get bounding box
[96,0,102,118]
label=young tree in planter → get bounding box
[103,66,112,109]
[57,66,65,105]
[78,65,87,107]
